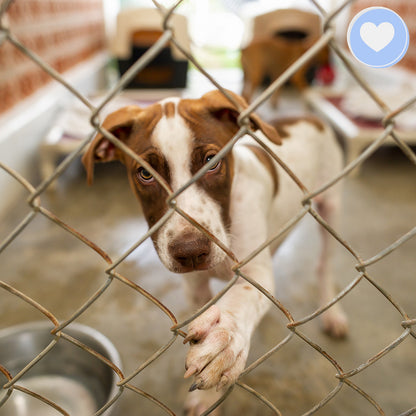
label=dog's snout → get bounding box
[168,233,211,271]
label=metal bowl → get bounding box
[0,321,121,416]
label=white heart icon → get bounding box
[360,22,395,52]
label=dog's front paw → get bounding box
[183,305,248,391]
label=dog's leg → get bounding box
[316,197,348,338]
[269,87,280,109]
[183,273,225,415]
[241,69,253,103]
[182,272,212,311]
[183,258,274,392]
[242,74,257,104]
[241,52,263,104]
[183,161,276,409]
[290,67,309,92]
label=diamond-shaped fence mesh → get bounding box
[0,0,415,415]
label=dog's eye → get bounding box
[137,167,154,183]
[205,154,221,171]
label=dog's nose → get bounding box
[168,234,211,271]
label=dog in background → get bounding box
[241,32,333,107]
[82,90,347,415]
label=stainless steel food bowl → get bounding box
[0,321,121,416]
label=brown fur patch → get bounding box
[82,104,163,185]
[270,116,325,139]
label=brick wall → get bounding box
[349,0,416,71]
[0,0,106,114]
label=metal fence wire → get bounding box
[1,0,416,415]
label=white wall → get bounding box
[0,53,108,217]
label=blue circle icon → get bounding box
[347,7,409,68]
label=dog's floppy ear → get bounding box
[82,105,142,185]
[200,90,282,145]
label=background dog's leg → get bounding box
[290,67,309,92]
[241,51,263,103]
[316,197,349,338]
[269,86,281,108]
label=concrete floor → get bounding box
[0,137,415,415]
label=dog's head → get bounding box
[83,90,280,273]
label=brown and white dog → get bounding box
[241,35,332,107]
[82,90,348,415]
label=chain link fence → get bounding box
[0,0,416,415]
